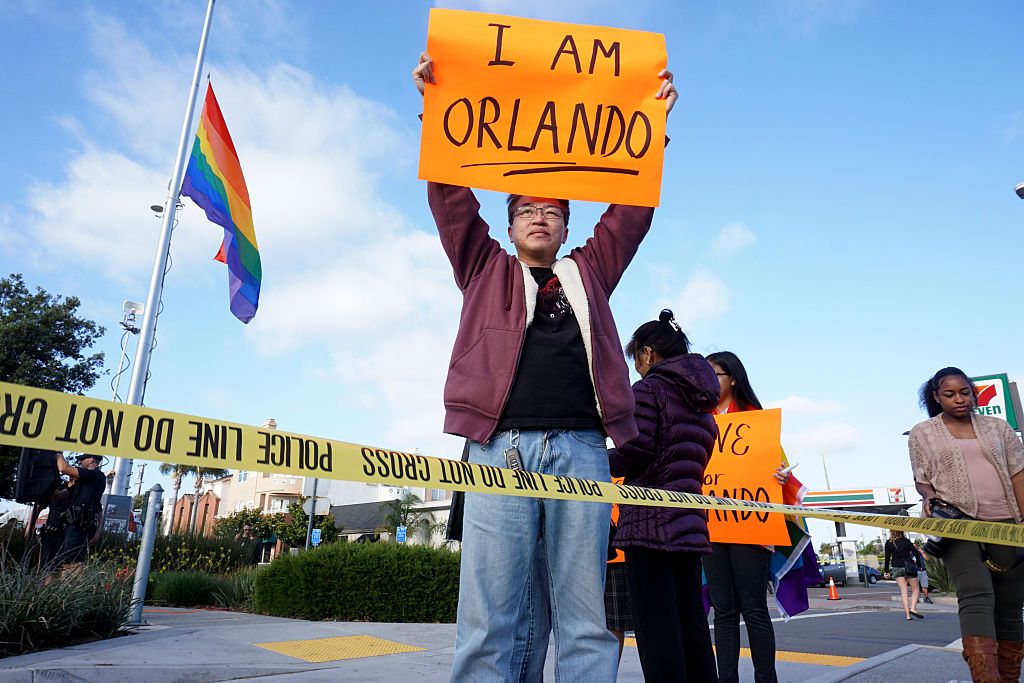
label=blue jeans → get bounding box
[450,429,617,682]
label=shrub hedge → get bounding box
[94,533,255,574]
[255,542,459,622]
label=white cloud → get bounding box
[663,269,730,330]
[783,422,861,455]
[334,326,464,458]
[766,394,841,416]
[712,222,756,255]
[3,9,463,461]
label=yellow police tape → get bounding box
[2,381,1022,547]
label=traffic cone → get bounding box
[827,577,841,601]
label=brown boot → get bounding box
[997,640,1024,682]
[963,636,1000,683]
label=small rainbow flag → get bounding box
[181,83,261,323]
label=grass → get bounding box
[0,556,134,658]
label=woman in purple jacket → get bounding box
[610,309,720,682]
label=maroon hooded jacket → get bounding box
[609,354,720,553]
[427,182,654,447]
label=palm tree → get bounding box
[379,491,434,541]
[159,463,197,534]
[187,467,229,534]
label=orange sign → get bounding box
[704,409,790,546]
[419,9,667,207]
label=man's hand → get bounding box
[772,464,790,486]
[412,52,435,96]
[55,453,78,479]
[656,68,678,118]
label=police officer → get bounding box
[55,453,105,568]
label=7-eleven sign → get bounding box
[972,374,1019,430]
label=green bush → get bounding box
[0,559,133,657]
[212,567,261,609]
[148,567,261,608]
[925,555,956,594]
[255,542,459,622]
[149,571,231,607]
[94,533,255,574]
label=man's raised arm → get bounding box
[415,52,502,290]
[573,68,678,295]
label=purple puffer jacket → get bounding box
[609,354,719,554]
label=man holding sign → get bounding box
[413,11,676,680]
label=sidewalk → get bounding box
[0,604,972,682]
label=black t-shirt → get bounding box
[68,467,105,528]
[497,267,602,432]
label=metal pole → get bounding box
[130,484,163,624]
[305,478,319,551]
[821,453,831,489]
[109,333,133,495]
[121,0,216,495]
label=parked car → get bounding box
[814,563,881,587]
[859,564,882,584]
[815,563,848,587]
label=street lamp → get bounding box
[1015,182,1024,199]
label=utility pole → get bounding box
[134,462,147,499]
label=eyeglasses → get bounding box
[513,205,564,222]
[715,372,730,377]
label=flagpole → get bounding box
[112,0,216,500]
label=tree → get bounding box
[862,539,884,557]
[187,467,229,534]
[159,464,196,533]
[0,274,105,499]
[379,491,434,540]
[214,507,282,541]
[274,496,340,547]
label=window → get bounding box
[432,489,446,501]
[237,471,248,483]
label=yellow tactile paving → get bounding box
[623,638,864,667]
[254,635,426,663]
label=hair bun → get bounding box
[659,309,674,324]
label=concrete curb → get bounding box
[802,644,923,683]
[0,626,188,670]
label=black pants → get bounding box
[61,526,92,564]
[943,539,1024,641]
[625,547,718,683]
[704,543,778,683]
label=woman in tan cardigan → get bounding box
[909,367,1024,683]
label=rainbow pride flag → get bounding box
[181,83,261,323]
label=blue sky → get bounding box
[2,0,1022,544]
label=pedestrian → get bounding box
[412,52,679,682]
[884,530,924,620]
[609,309,719,682]
[909,366,1024,683]
[702,351,799,683]
[916,542,935,604]
[605,479,635,661]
